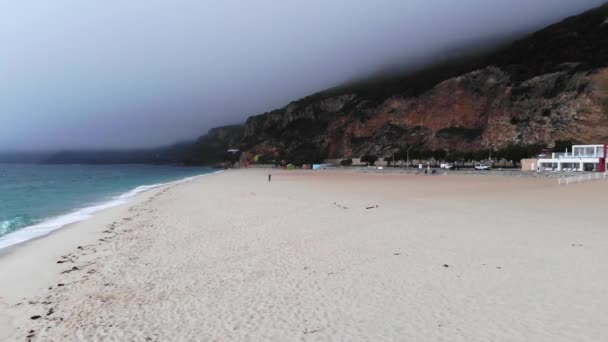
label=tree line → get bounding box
[353,140,574,167]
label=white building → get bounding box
[538,144,607,172]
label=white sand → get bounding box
[1,169,607,341]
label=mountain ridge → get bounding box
[185,3,608,165]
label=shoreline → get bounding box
[2,169,608,341]
[0,170,222,254]
[0,182,170,341]
[0,171,221,300]
[0,185,166,260]
[0,170,226,341]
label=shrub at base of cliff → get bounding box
[553,139,574,152]
[494,143,546,167]
[252,154,275,164]
[340,158,353,166]
[361,155,379,166]
[283,143,327,166]
[223,150,242,167]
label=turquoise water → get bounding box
[0,164,216,249]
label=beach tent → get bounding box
[287,164,296,170]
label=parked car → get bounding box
[440,163,454,170]
[474,164,491,171]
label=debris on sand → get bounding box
[365,205,379,210]
[61,266,80,274]
[333,202,349,209]
[57,255,74,264]
[303,328,322,335]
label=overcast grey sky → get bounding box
[0,0,604,150]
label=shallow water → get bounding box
[0,164,215,249]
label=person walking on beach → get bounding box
[268,174,272,182]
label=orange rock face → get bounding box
[241,66,608,159]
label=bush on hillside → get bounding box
[361,155,378,166]
[340,158,353,166]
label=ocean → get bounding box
[0,164,217,250]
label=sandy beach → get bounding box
[1,169,607,341]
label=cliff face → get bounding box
[197,4,608,162]
[234,66,608,159]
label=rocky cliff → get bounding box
[195,4,608,163]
